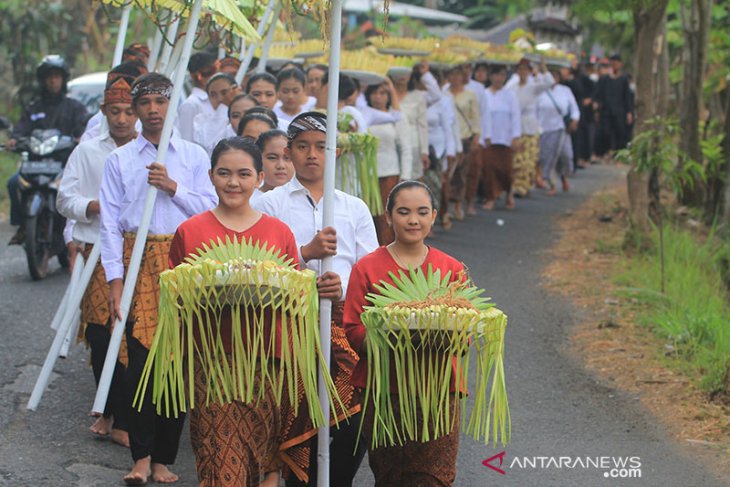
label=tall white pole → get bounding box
[235,0,276,85]
[147,24,165,71]
[27,253,85,411]
[317,1,343,485]
[256,4,280,73]
[112,4,133,66]
[157,17,181,73]
[164,34,186,77]
[91,0,205,416]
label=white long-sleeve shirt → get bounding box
[510,72,555,135]
[58,132,119,244]
[369,116,412,180]
[99,131,217,281]
[427,97,456,160]
[253,177,378,298]
[176,87,214,141]
[536,84,580,133]
[420,71,442,107]
[192,104,229,156]
[484,87,522,146]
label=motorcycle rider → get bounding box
[5,54,88,245]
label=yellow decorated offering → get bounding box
[360,265,510,448]
[135,236,342,428]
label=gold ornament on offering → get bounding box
[135,236,342,428]
[360,265,510,448]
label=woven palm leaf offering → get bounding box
[335,113,382,215]
[135,236,342,427]
[360,264,509,449]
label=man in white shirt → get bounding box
[99,72,217,485]
[536,69,580,194]
[57,76,138,449]
[254,112,377,487]
[175,51,216,141]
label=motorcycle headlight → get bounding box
[29,137,43,154]
[38,135,60,156]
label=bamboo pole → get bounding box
[112,4,132,66]
[157,17,180,74]
[234,0,276,85]
[317,0,344,484]
[59,306,81,358]
[91,0,205,416]
[27,253,85,411]
[256,3,281,73]
[147,23,165,71]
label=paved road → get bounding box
[0,165,727,486]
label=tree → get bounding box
[678,0,713,206]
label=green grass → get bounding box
[0,151,19,220]
[615,225,730,395]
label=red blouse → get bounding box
[168,210,299,357]
[343,245,466,392]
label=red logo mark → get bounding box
[483,451,507,475]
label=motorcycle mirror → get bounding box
[0,116,10,130]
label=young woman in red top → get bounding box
[169,137,295,487]
[344,180,466,486]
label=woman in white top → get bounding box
[480,64,522,211]
[510,58,554,195]
[193,73,239,155]
[273,68,308,130]
[203,94,257,156]
[365,79,411,245]
[536,68,580,194]
[424,69,457,229]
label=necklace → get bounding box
[389,243,428,269]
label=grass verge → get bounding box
[616,225,730,397]
[0,150,19,219]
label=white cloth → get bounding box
[427,97,456,159]
[484,87,522,146]
[204,123,236,156]
[253,177,377,298]
[58,132,119,244]
[441,92,463,154]
[510,72,555,135]
[193,104,229,154]
[368,116,412,180]
[99,131,217,281]
[536,84,580,133]
[63,219,75,245]
[176,87,214,141]
[80,111,141,143]
[359,104,402,126]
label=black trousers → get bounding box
[126,328,186,464]
[86,323,129,431]
[285,413,367,487]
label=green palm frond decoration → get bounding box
[135,236,342,428]
[360,264,510,448]
[337,131,382,216]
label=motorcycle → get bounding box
[5,129,75,280]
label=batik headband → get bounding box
[104,77,132,105]
[287,111,327,141]
[130,75,173,102]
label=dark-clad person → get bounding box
[6,55,88,245]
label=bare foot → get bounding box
[546,187,557,197]
[260,471,280,487]
[111,428,130,448]
[442,215,452,230]
[152,463,179,484]
[561,176,571,192]
[124,457,150,485]
[466,204,477,216]
[481,201,495,211]
[453,204,464,221]
[505,196,515,209]
[90,416,112,436]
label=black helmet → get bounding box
[36,55,70,84]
